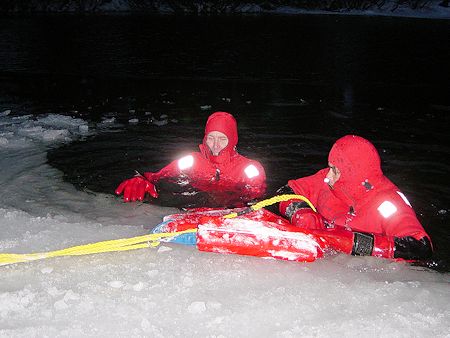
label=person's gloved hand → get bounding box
[290,208,326,230]
[143,172,154,182]
[115,176,158,202]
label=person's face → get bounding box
[206,131,229,156]
[325,163,341,187]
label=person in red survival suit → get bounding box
[279,135,432,260]
[115,111,266,207]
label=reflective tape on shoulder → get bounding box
[377,200,397,218]
[244,164,259,178]
[178,155,194,170]
[397,191,412,207]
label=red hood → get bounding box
[328,135,386,205]
[200,111,238,164]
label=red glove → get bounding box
[115,176,158,202]
[290,208,326,230]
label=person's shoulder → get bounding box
[232,152,262,165]
[230,153,265,177]
[175,151,203,161]
[287,168,327,190]
[292,168,328,182]
[368,181,417,217]
[174,151,209,168]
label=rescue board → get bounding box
[152,207,325,262]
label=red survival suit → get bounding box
[280,135,432,260]
[116,112,266,207]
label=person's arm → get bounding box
[115,154,196,202]
[278,170,329,229]
[278,187,433,259]
[370,192,433,260]
[240,161,266,201]
[148,153,199,182]
[309,226,432,260]
[276,185,320,226]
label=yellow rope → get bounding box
[0,194,315,266]
[224,194,316,219]
[0,229,196,266]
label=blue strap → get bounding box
[151,219,197,246]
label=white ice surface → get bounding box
[0,112,449,337]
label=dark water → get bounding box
[1,14,449,270]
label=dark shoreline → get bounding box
[0,0,449,19]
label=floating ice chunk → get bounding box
[43,129,70,141]
[37,114,86,130]
[200,105,212,110]
[0,137,9,145]
[18,126,70,142]
[128,118,139,124]
[299,98,308,105]
[160,114,168,119]
[108,280,124,288]
[101,117,116,124]
[153,119,168,126]
[221,97,231,102]
[188,301,206,314]
[79,125,89,133]
[170,119,178,123]
[13,114,32,120]
[1,109,11,116]
[438,209,447,215]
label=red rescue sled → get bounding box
[155,208,325,262]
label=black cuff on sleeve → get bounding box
[351,232,374,256]
[285,201,310,221]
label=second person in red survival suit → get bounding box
[279,135,432,261]
[115,111,266,207]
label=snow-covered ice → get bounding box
[0,111,449,337]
